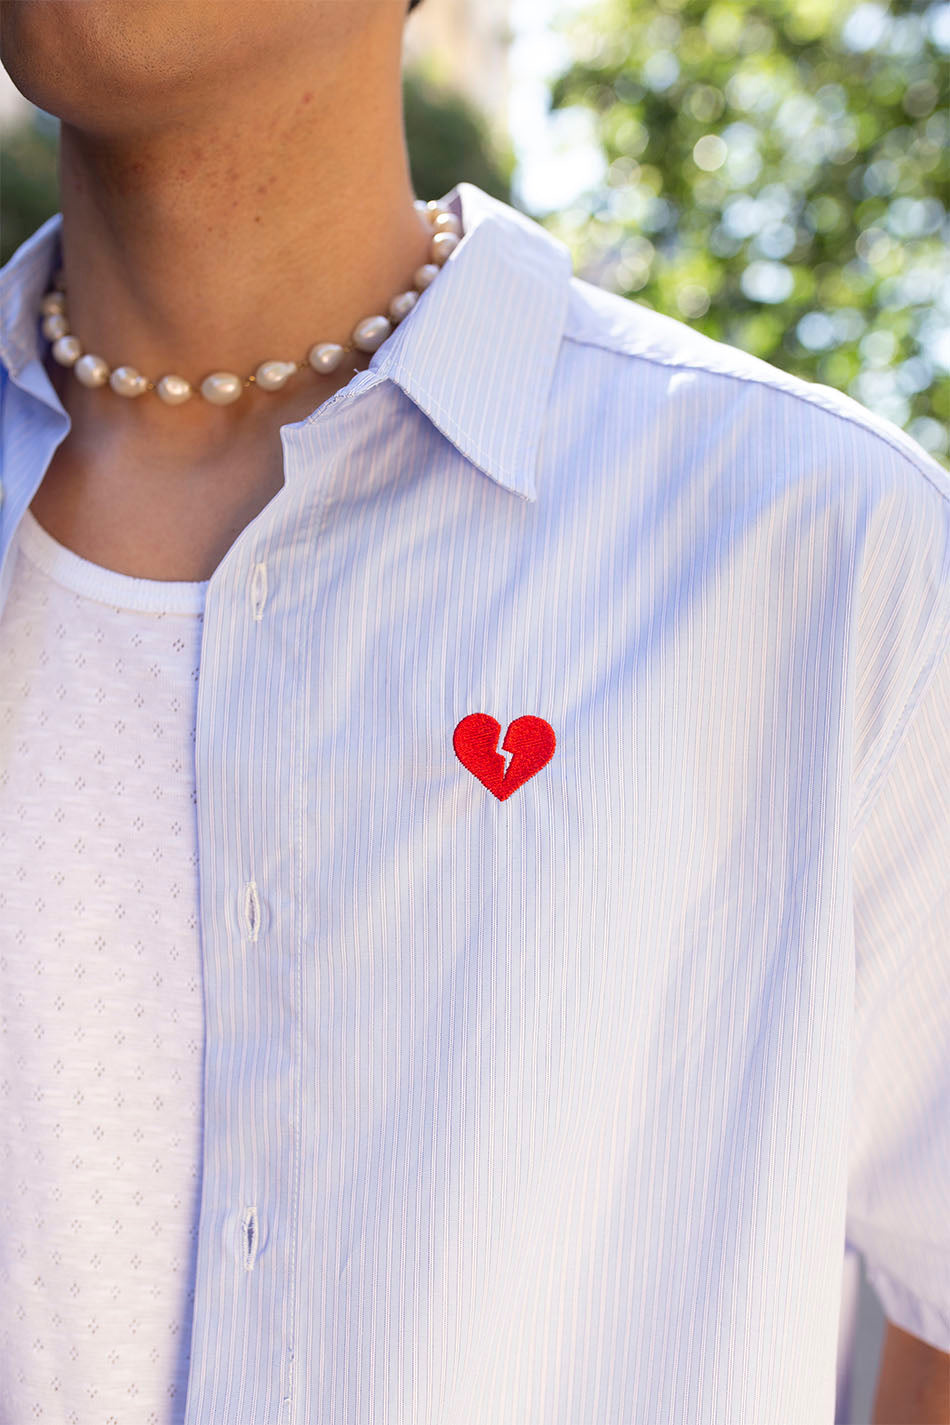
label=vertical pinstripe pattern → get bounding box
[2,183,948,1424]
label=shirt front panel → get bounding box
[0,512,206,1425]
[185,375,886,1425]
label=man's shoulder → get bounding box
[558,273,950,509]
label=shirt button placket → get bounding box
[240,560,266,1277]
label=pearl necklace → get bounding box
[38,199,461,406]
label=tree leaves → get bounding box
[546,0,950,462]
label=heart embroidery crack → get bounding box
[453,714,556,801]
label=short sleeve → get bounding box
[845,638,950,1351]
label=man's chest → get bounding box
[184,460,858,1422]
[196,451,854,975]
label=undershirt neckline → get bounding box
[16,508,208,616]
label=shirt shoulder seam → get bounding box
[561,329,950,507]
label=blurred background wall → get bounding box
[403,0,514,144]
[1,0,945,1414]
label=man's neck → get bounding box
[50,6,432,469]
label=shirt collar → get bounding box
[0,183,573,502]
[0,211,65,407]
[368,181,573,502]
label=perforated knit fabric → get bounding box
[0,509,206,1425]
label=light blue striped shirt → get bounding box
[1,181,948,1424]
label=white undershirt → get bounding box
[0,509,207,1425]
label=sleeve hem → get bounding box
[866,1263,950,1353]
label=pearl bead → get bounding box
[40,291,67,317]
[308,342,344,374]
[74,354,110,388]
[389,290,419,324]
[52,335,82,367]
[255,360,297,391]
[431,231,460,266]
[426,200,446,219]
[110,365,148,398]
[413,263,440,291]
[413,199,429,215]
[156,374,193,405]
[200,372,243,405]
[432,211,462,236]
[41,312,69,341]
[352,315,392,353]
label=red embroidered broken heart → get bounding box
[453,714,556,801]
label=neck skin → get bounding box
[47,10,431,465]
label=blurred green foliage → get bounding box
[1,116,59,264]
[404,68,514,202]
[0,69,512,263]
[547,0,950,462]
